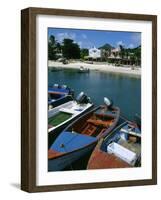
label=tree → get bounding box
[48,35,57,60]
[80,48,89,59]
[56,42,62,53]
[119,45,125,59]
[62,39,80,59]
[49,35,55,45]
[134,46,141,65]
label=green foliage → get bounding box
[62,39,80,59]
[48,35,62,60]
[49,35,55,45]
[119,45,125,59]
[48,35,56,60]
[125,46,141,64]
[80,48,89,59]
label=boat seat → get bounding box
[59,108,75,114]
[87,118,113,128]
[82,124,97,136]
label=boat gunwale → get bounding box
[48,95,68,103]
[48,101,93,133]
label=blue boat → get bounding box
[48,98,120,171]
[48,84,74,109]
[87,121,141,169]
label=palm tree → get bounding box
[119,45,125,59]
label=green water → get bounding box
[48,68,141,121]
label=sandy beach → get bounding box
[48,61,141,77]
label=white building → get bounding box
[89,47,101,59]
[110,47,121,58]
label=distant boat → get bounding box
[87,121,141,169]
[48,99,120,171]
[48,84,74,109]
[78,66,90,73]
[48,92,93,148]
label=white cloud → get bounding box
[56,32,76,43]
[116,41,125,47]
[78,41,83,48]
[55,32,93,49]
[81,41,94,49]
[128,43,134,49]
[79,34,94,48]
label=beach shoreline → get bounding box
[48,61,141,77]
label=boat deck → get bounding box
[49,131,97,153]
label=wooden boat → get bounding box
[48,100,120,171]
[48,84,74,109]
[48,92,93,148]
[87,121,141,169]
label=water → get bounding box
[48,68,141,120]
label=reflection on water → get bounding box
[48,68,141,120]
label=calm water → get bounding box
[48,68,141,120]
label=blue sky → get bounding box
[48,28,141,49]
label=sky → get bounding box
[48,28,141,49]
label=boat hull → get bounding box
[48,142,96,171]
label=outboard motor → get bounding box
[76,92,89,104]
[53,83,59,88]
[104,97,113,109]
[62,85,67,89]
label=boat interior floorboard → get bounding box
[118,138,141,154]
